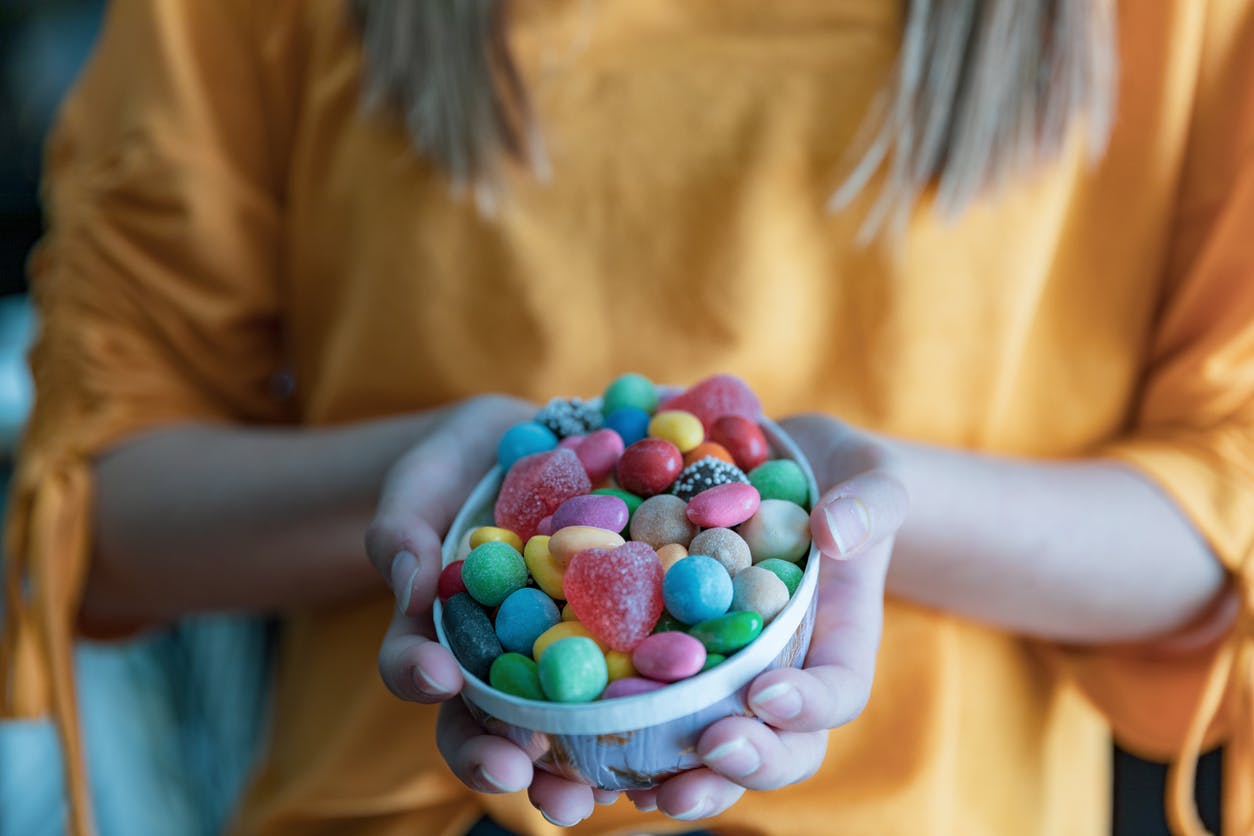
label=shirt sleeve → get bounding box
[0,2,299,833]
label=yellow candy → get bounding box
[548,526,625,565]
[523,535,565,600]
[648,410,705,453]
[656,543,689,573]
[533,621,609,660]
[469,525,523,552]
[561,602,578,621]
[605,650,637,682]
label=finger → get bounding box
[378,607,463,702]
[436,698,533,794]
[697,716,827,790]
[626,788,659,812]
[811,470,909,560]
[654,767,746,822]
[592,788,621,806]
[527,770,598,828]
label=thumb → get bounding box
[810,470,909,560]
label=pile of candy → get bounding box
[438,373,813,703]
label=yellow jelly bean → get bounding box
[469,525,523,552]
[533,621,609,660]
[605,650,637,682]
[648,410,705,453]
[561,602,578,622]
[656,543,689,573]
[523,535,565,600]
[548,526,625,565]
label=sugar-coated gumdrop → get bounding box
[564,542,665,652]
[494,448,592,542]
[658,374,762,431]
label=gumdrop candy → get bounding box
[659,374,762,431]
[494,448,592,542]
[563,541,664,652]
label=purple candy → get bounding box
[550,494,630,534]
[631,632,707,682]
[601,676,668,700]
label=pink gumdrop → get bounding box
[631,632,706,682]
[494,449,592,542]
[573,428,625,484]
[564,542,664,652]
[686,482,761,528]
[602,677,668,700]
[558,434,586,451]
[658,374,762,432]
[536,515,554,536]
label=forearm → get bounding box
[886,440,1229,644]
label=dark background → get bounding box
[0,3,1223,834]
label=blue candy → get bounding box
[497,422,559,472]
[662,554,733,625]
[494,587,562,655]
[602,406,651,447]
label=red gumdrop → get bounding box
[709,414,770,471]
[574,428,625,484]
[658,374,762,431]
[494,448,592,542]
[437,561,467,602]
[616,438,683,497]
[564,542,664,651]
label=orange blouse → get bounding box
[3,2,1252,835]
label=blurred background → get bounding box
[0,2,1223,834]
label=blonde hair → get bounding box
[350,0,1117,230]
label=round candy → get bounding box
[437,561,467,602]
[461,541,528,607]
[671,457,749,502]
[551,494,630,534]
[631,632,707,682]
[686,482,761,528]
[731,566,790,624]
[709,415,770,472]
[748,459,810,508]
[659,374,762,431]
[536,397,602,438]
[524,535,566,600]
[605,649,637,682]
[683,441,735,468]
[548,525,625,565]
[738,499,812,564]
[441,593,503,681]
[494,587,562,654]
[603,406,652,447]
[497,422,559,472]
[539,637,608,702]
[648,410,704,453]
[489,652,545,701]
[663,554,733,625]
[533,620,609,659]
[689,611,764,655]
[630,494,697,550]
[494,448,592,542]
[616,438,684,497]
[602,373,659,416]
[756,558,805,596]
[572,428,625,484]
[688,528,752,576]
[591,487,643,533]
[564,542,665,652]
[656,543,689,572]
[601,677,667,700]
[469,525,524,552]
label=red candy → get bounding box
[659,374,762,432]
[563,542,665,651]
[437,561,467,602]
[616,438,683,497]
[494,449,592,542]
[573,428,626,484]
[709,415,770,471]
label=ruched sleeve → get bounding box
[0,3,298,834]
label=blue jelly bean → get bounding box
[498,422,559,472]
[662,554,733,625]
[603,407,651,447]
[494,587,562,655]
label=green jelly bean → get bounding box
[700,653,726,672]
[591,487,644,534]
[462,541,528,607]
[652,611,687,634]
[756,558,804,597]
[539,637,608,702]
[602,373,658,416]
[689,611,764,655]
[489,652,546,701]
[748,460,810,508]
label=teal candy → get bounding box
[538,637,609,702]
[489,652,546,701]
[689,611,764,655]
[494,588,561,654]
[663,555,733,625]
[756,558,804,596]
[602,373,658,416]
[748,459,810,508]
[591,487,644,534]
[498,421,559,472]
[462,541,528,607]
[603,407,651,446]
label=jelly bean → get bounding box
[591,487,643,533]
[671,457,749,502]
[683,441,736,468]
[497,422,559,472]
[629,494,697,550]
[631,632,707,682]
[652,611,687,633]
[689,611,764,655]
[564,542,665,651]
[452,528,474,562]
[602,373,658,416]
[686,482,761,528]
[523,535,565,599]
[442,593,503,680]
[689,528,752,576]
[548,525,625,565]
[469,525,524,552]
[731,566,790,624]
[489,652,545,701]
[701,653,726,672]
[573,428,626,484]
[648,410,704,453]
[601,677,667,700]
[533,620,609,659]
[539,637,608,702]
[659,374,762,431]
[551,494,629,534]
[561,602,578,621]
[748,459,810,508]
[536,515,554,536]
[616,438,683,497]
[437,561,467,602]
[495,587,562,654]
[757,558,804,596]
[663,555,733,625]
[495,449,592,541]
[462,541,528,607]
[709,415,770,472]
[536,397,603,438]
[603,406,652,447]
[738,499,812,563]
[656,543,689,572]
[606,649,637,682]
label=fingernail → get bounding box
[413,665,452,698]
[541,810,582,827]
[670,797,710,821]
[393,551,419,614]
[825,497,869,557]
[750,682,802,721]
[703,736,760,778]
[473,765,515,793]
[633,800,657,813]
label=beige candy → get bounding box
[630,494,697,549]
[731,566,790,624]
[737,499,811,563]
[688,527,751,576]
[548,525,625,565]
[656,543,689,573]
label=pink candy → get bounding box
[572,429,626,484]
[564,542,664,652]
[631,632,707,682]
[686,482,761,528]
[602,677,667,699]
[659,374,762,432]
[494,449,592,542]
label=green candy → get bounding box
[462,541,528,607]
[539,637,608,702]
[756,558,804,597]
[601,373,658,416]
[689,611,764,655]
[652,611,687,634]
[489,652,546,700]
[700,653,726,672]
[748,460,810,508]
[592,487,644,534]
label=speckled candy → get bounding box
[536,397,602,439]
[494,587,562,654]
[757,558,805,596]
[659,374,762,431]
[494,448,592,542]
[548,525,625,565]
[663,555,733,625]
[686,482,761,528]
[689,611,764,655]
[688,528,752,576]
[551,494,630,534]
[603,406,652,447]
[572,428,626,484]
[601,677,667,700]
[539,637,608,702]
[497,422,559,472]
[631,632,707,682]
[564,542,665,651]
[437,561,467,602]
[648,410,704,453]
[489,652,545,701]
[709,415,770,472]
[738,499,812,563]
[731,566,790,624]
[748,459,810,508]
[670,457,749,503]
[616,438,684,497]
[629,494,697,550]
[602,373,659,416]
[461,541,528,607]
[442,593,503,681]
